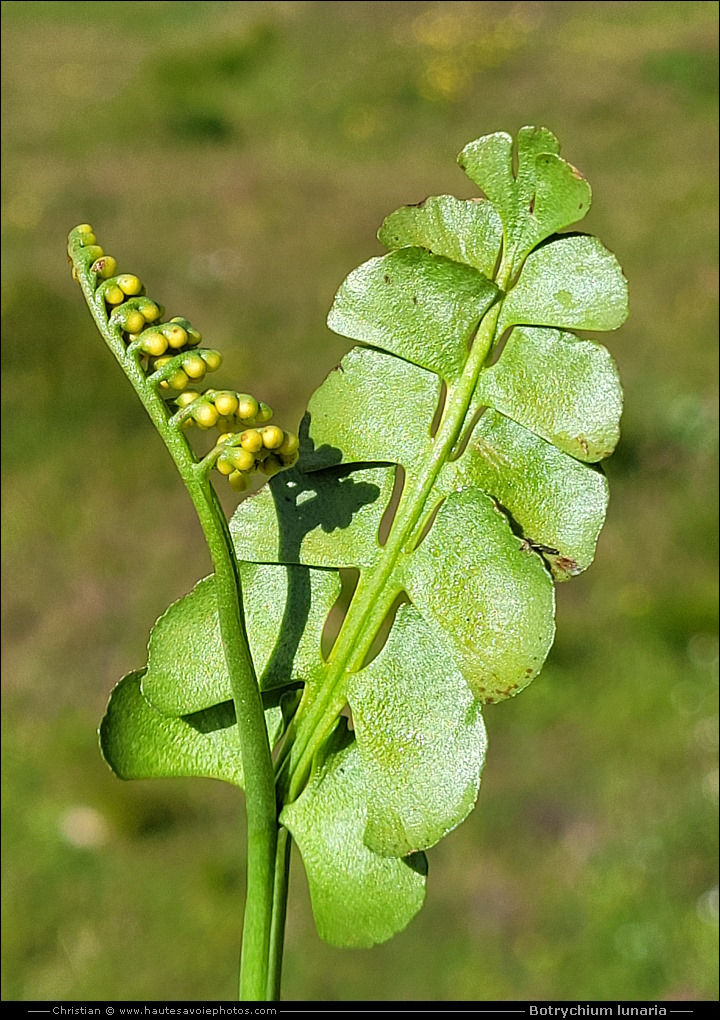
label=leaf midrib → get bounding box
[285,262,512,801]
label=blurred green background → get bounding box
[1,0,718,1002]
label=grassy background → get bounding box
[1,0,717,1002]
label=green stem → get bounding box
[285,271,512,801]
[266,827,292,1000]
[69,235,278,1001]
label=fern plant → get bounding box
[68,126,627,1002]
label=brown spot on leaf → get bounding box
[384,274,391,284]
[555,556,580,575]
[412,295,418,305]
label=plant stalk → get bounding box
[266,827,292,1000]
[69,235,279,1000]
